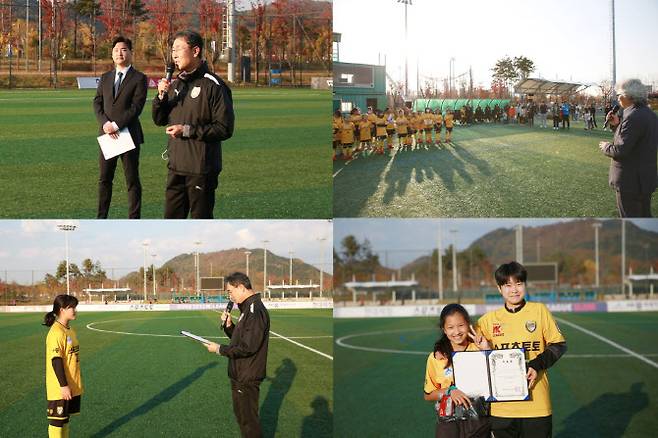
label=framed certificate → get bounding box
[452,348,529,402]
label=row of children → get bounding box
[332,107,456,160]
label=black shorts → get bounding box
[376,135,387,140]
[434,124,443,132]
[398,133,408,138]
[386,129,395,136]
[446,127,453,132]
[47,395,81,422]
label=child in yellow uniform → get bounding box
[44,295,83,438]
[476,262,567,438]
[424,304,491,437]
[374,110,388,155]
[444,110,455,143]
[421,108,434,144]
[332,109,342,160]
[367,107,378,142]
[385,108,396,149]
[434,109,444,143]
[339,116,356,160]
[395,109,411,149]
[357,115,373,151]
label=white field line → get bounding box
[555,317,658,369]
[213,310,333,360]
[335,326,658,360]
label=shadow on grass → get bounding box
[260,358,297,438]
[89,362,218,438]
[300,396,333,438]
[554,382,649,438]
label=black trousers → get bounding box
[98,146,141,219]
[616,191,653,217]
[490,415,552,438]
[164,172,219,219]
[231,380,262,438]
[561,115,570,129]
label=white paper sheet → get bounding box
[453,351,492,398]
[180,330,212,345]
[97,127,136,160]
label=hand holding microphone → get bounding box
[158,63,176,99]
[604,104,620,130]
[221,301,234,329]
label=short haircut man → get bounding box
[93,36,148,218]
[152,29,234,219]
[204,272,269,437]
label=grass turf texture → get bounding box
[0,309,333,437]
[334,311,658,437]
[0,88,331,218]
[333,121,658,217]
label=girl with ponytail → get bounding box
[43,295,83,438]
[423,304,491,437]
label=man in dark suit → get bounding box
[93,36,148,218]
[599,78,658,217]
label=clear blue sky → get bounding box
[334,0,658,92]
[334,218,658,269]
[0,220,333,283]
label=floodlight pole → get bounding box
[57,224,77,295]
[318,237,326,298]
[245,251,252,277]
[262,240,270,294]
[397,0,412,97]
[289,250,294,286]
[621,220,625,295]
[438,224,443,302]
[610,0,616,92]
[450,229,458,293]
[515,225,524,264]
[142,241,148,302]
[593,222,602,287]
[194,240,202,296]
[151,254,157,298]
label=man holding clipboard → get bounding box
[93,36,147,219]
[474,262,567,438]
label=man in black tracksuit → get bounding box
[152,30,234,219]
[206,272,270,438]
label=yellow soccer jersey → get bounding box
[386,113,396,130]
[435,113,444,125]
[422,112,434,129]
[358,121,372,141]
[349,113,361,127]
[375,116,387,137]
[340,120,355,144]
[445,114,454,128]
[424,342,480,394]
[367,112,378,126]
[396,116,409,135]
[476,302,565,418]
[46,322,82,400]
[332,115,342,141]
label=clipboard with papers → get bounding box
[452,348,530,402]
[97,127,136,160]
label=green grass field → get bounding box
[334,312,658,438]
[0,309,333,437]
[0,88,331,218]
[333,121,658,217]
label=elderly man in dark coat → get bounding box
[599,78,658,217]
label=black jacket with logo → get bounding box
[152,62,234,176]
[219,294,270,383]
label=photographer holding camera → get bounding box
[599,78,658,217]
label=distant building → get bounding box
[333,62,387,113]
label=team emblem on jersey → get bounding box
[492,322,504,337]
[191,86,201,98]
[444,367,453,377]
[57,406,64,415]
[525,321,537,333]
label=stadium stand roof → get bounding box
[514,78,589,96]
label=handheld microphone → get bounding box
[603,104,620,129]
[165,63,175,82]
[221,301,234,329]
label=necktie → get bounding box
[114,72,123,97]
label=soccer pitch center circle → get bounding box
[335,327,437,355]
[86,315,333,340]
